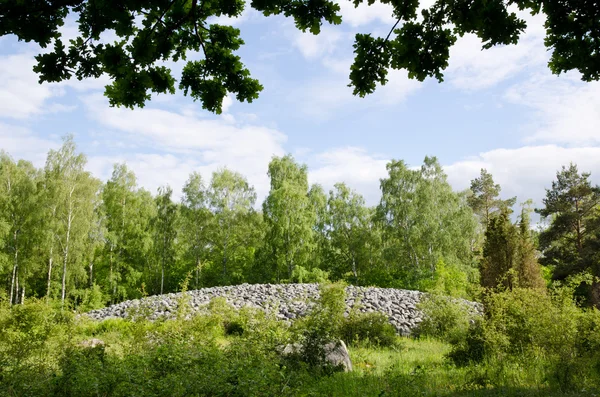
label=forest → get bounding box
[2,135,600,396]
[1,135,599,309]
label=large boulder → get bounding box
[281,339,352,372]
[324,340,352,372]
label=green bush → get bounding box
[415,293,474,344]
[446,278,600,391]
[340,311,397,348]
[288,281,347,373]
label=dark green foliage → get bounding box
[1,0,599,110]
[224,319,245,335]
[544,0,600,82]
[481,207,545,291]
[536,164,600,288]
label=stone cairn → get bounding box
[86,283,482,336]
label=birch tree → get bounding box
[181,172,211,289]
[44,135,99,306]
[327,183,370,282]
[0,153,39,304]
[152,186,178,295]
[377,157,477,290]
[207,169,256,285]
[262,155,314,281]
[102,163,155,301]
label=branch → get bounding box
[384,18,402,44]
[192,0,209,78]
[145,0,178,42]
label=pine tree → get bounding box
[468,169,516,227]
[536,164,600,278]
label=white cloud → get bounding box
[81,94,287,201]
[447,12,547,90]
[445,145,600,208]
[0,53,66,119]
[0,123,59,166]
[376,69,423,105]
[292,68,422,119]
[308,147,389,204]
[221,94,234,113]
[87,153,206,200]
[293,27,344,59]
[305,145,600,213]
[335,0,396,27]
[505,73,600,146]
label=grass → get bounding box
[301,338,598,397]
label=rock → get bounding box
[281,340,352,372]
[84,283,483,336]
[324,340,352,372]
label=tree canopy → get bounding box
[1,0,598,112]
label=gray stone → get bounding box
[324,340,352,372]
[84,283,483,336]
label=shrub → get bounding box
[415,293,474,344]
[340,311,397,348]
[287,281,347,373]
[446,276,600,390]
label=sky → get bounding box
[1,1,599,222]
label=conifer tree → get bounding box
[516,202,545,289]
[481,208,518,290]
[481,204,545,291]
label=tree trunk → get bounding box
[109,245,114,303]
[15,271,19,305]
[222,227,228,282]
[9,229,19,306]
[161,238,165,295]
[46,245,53,301]
[196,257,200,289]
[61,192,74,307]
[89,261,94,287]
[9,256,17,306]
[21,284,25,305]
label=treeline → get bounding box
[1,136,599,308]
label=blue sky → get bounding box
[1,1,599,220]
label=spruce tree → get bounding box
[481,208,518,290]
[516,203,545,289]
[481,204,545,291]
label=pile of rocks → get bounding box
[85,283,482,335]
